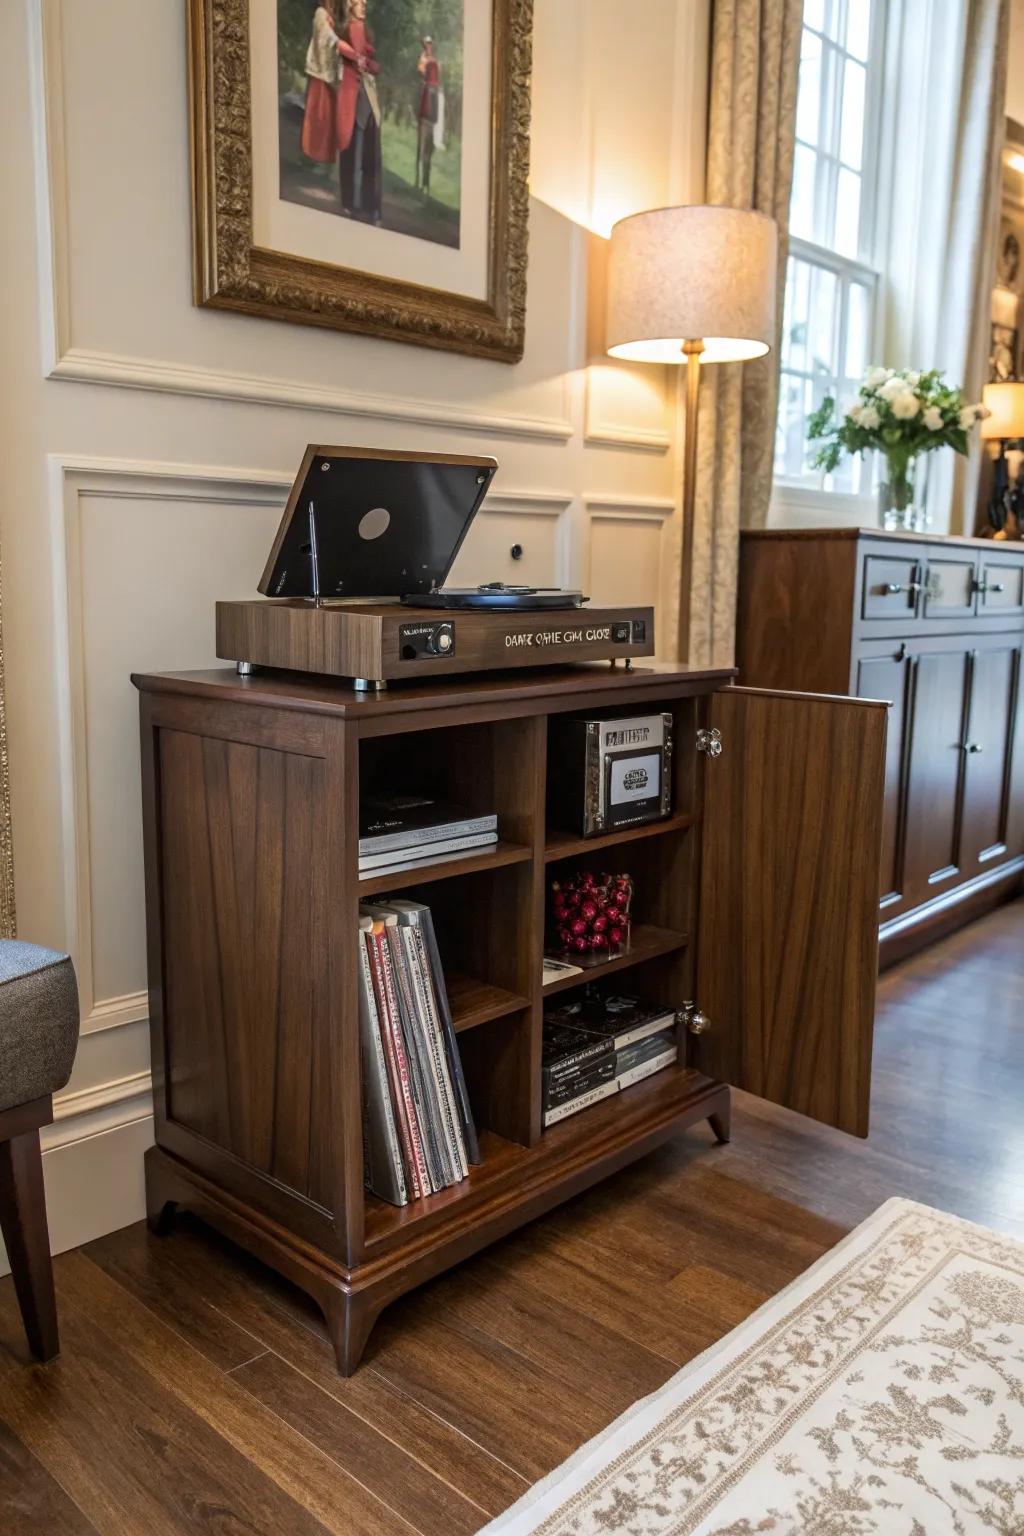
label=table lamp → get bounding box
[606,205,778,659]
[981,381,1024,535]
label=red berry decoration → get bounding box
[549,869,633,962]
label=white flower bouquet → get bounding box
[808,368,987,522]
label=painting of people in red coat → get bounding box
[279,0,463,249]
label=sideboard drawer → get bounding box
[923,554,978,620]
[862,554,922,619]
[978,558,1024,614]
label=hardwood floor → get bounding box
[1,902,1021,1534]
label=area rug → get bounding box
[481,1198,1024,1535]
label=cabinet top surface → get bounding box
[132,661,736,719]
[741,527,1024,553]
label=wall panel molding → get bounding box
[50,347,576,443]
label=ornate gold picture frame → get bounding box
[187,0,533,361]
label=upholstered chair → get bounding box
[0,941,79,1360]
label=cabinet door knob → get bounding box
[884,581,922,594]
[967,742,983,754]
[696,727,723,758]
[687,1010,712,1035]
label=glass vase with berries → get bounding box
[549,870,633,967]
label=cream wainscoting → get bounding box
[0,0,708,1268]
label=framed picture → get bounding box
[188,0,533,360]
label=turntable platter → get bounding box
[407,583,588,611]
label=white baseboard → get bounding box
[0,1073,154,1277]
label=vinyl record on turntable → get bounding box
[410,583,588,611]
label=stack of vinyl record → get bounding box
[542,992,679,1127]
[358,899,479,1206]
[359,793,498,879]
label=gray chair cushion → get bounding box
[0,941,80,1114]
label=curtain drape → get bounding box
[0,546,15,938]
[682,0,802,668]
[879,0,1008,535]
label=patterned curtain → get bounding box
[683,0,802,668]
[0,546,14,938]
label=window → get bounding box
[775,0,886,495]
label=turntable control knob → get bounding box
[429,623,455,656]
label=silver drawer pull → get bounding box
[883,581,922,594]
[973,579,1006,595]
[961,742,984,754]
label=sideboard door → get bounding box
[693,686,887,1137]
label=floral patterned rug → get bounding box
[481,1198,1024,1535]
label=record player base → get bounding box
[145,1071,729,1375]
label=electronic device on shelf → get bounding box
[216,446,655,689]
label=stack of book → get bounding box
[359,793,498,880]
[541,992,679,1127]
[358,899,480,1206]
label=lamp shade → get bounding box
[606,205,778,364]
[981,381,1024,440]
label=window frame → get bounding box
[773,0,889,505]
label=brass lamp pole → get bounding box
[605,206,779,663]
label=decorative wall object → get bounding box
[187,0,533,360]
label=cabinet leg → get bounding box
[145,1146,179,1235]
[0,1130,60,1361]
[323,1289,382,1377]
[708,1092,731,1145]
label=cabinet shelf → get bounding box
[446,972,530,1033]
[357,839,531,897]
[363,1065,719,1250]
[542,922,688,995]
[544,811,694,864]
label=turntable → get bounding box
[216,446,654,689]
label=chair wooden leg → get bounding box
[0,1130,60,1361]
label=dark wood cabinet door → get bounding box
[855,646,911,907]
[901,643,971,902]
[693,687,886,1138]
[960,640,1020,868]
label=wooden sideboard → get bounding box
[737,529,1024,966]
[133,661,885,1372]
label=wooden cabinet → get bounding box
[738,529,1024,965]
[134,663,885,1373]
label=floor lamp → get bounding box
[605,206,778,662]
[981,381,1024,537]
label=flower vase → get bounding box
[879,454,929,532]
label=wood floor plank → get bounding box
[422,1251,676,1407]
[233,1350,490,1536]
[84,1221,268,1373]
[50,1252,419,1536]
[98,1216,529,1517]
[0,1282,336,1536]
[368,1308,609,1482]
[0,1417,99,1535]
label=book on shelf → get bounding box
[545,991,679,1052]
[357,898,480,1206]
[541,991,681,1128]
[359,793,498,857]
[358,829,498,875]
[357,915,408,1207]
[541,956,583,987]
